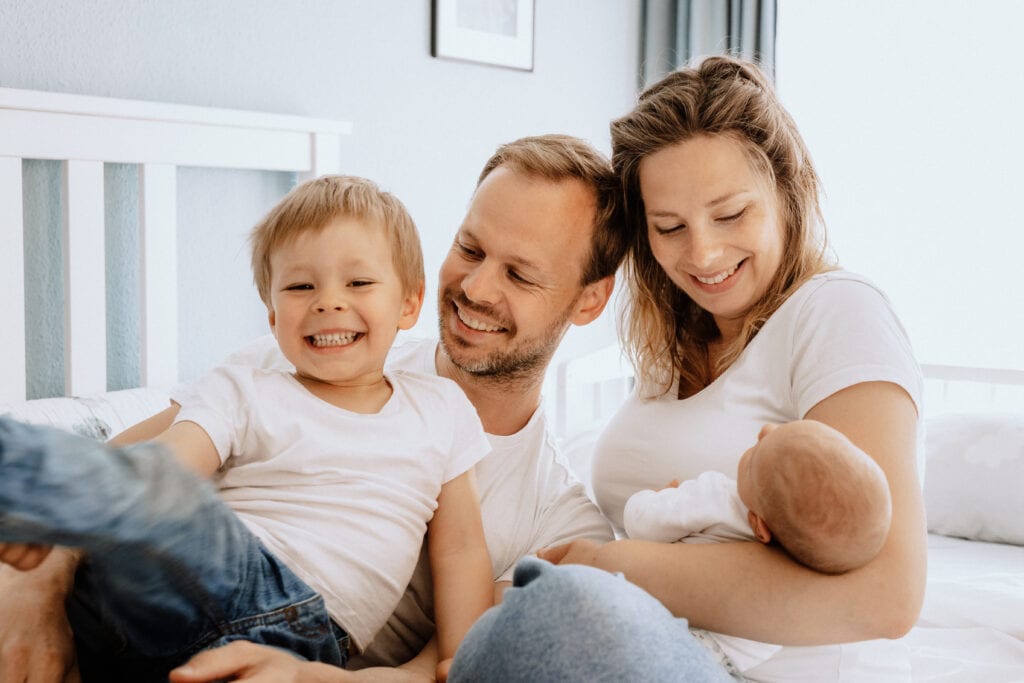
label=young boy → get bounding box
[0,175,492,681]
[624,419,892,675]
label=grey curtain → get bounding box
[640,0,776,88]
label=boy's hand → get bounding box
[0,541,54,570]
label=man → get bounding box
[0,134,626,682]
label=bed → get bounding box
[2,87,1022,680]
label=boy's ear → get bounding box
[569,274,615,327]
[398,282,425,331]
[747,510,773,545]
[267,307,279,338]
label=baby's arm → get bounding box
[428,468,492,679]
[623,473,736,542]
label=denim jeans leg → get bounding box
[448,556,734,683]
[0,417,342,670]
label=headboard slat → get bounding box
[63,160,107,396]
[0,157,26,402]
[139,163,179,388]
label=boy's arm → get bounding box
[153,420,222,478]
[109,403,181,445]
[428,469,492,674]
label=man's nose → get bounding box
[461,263,500,305]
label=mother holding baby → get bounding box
[450,56,926,681]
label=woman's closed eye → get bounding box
[716,207,747,223]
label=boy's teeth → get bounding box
[458,309,503,332]
[696,264,738,285]
[311,332,357,347]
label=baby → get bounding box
[625,419,892,575]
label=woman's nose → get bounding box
[686,226,723,270]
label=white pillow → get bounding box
[924,413,1024,546]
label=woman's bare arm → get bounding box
[543,381,926,644]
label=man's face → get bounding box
[437,166,598,380]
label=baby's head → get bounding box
[737,420,892,574]
[249,175,425,381]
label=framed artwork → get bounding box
[431,0,535,71]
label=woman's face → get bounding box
[638,134,786,340]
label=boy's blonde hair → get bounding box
[250,175,425,306]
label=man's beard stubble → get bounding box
[437,288,577,384]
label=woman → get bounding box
[454,56,926,681]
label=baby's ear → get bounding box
[747,510,772,545]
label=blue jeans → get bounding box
[0,417,347,681]
[448,556,733,683]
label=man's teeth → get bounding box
[310,332,357,347]
[696,264,739,285]
[457,308,503,332]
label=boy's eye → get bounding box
[285,284,313,291]
[349,280,374,288]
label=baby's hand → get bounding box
[656,479,681,491]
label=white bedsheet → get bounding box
[905,534,1024,681]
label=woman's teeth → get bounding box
[695,263,739,285]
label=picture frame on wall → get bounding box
[431,0,535,71]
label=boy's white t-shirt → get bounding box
[221,335,614,662]
[172,365,490,650]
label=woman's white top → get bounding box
[591,271,923,682]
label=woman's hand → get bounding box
[536,539,602,566]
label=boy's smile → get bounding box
[267,216,420,400]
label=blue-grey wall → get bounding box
[1,0,640,397]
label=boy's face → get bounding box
[267,217,421,388]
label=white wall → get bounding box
[1,0,639,396]
[776,0,1024,372]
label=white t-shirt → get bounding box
[624,470,751,544]
[592,271,923,682]
[172,365,490,651]
[222,334,614,662]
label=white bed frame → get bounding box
[0,87,351,403]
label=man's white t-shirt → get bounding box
[592,271,922,682]
[172,365,490,651]
[222,334,614,662]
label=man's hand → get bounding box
[0,555,80,683]
[536,538,603,567]
[0,542,54,570]
[170,641,434,683]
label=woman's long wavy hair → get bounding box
[611,55,834,397]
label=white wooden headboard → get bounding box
[0,87,351,402]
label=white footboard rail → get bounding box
[0,87,350,402]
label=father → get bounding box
[0,135,623,681]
